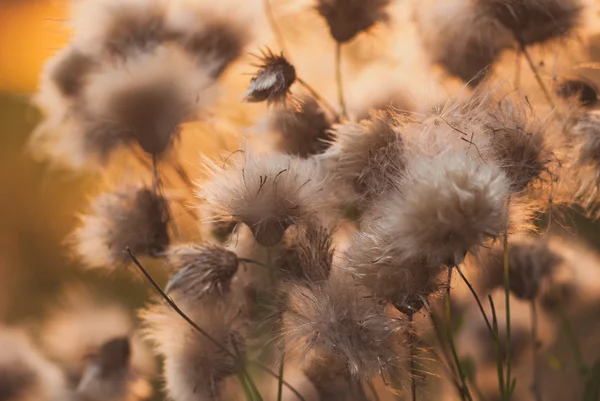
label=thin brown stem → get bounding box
[518,40,557,112]
[456,267,495,340]
[296,77,339,119]
[408,313,418,401]
[530,300,543,401]
[335,42,347,118]
[263,0,289,58]
[126,249,306,401]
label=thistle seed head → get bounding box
[244,49,296,104]
[165,244,240,299]
[73,186,170,270]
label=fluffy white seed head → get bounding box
[377,151,509,266]
[202,152,324,247]
[284,276,405,381]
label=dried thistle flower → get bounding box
[479,236,562,299]
[71,0,167,58]
[378,151,509,266]
[73,186,170,270]
[479,0,583,45]
[485,100,547,193]
[275,224,334,283]
[344,231,444,315]
[316,0,390,43]
[269,96,333,158]
[141,298,243,401]
[416,0,512,85]
[243,50,296,104]
[0,328,67,401]
[284,276,405,380]
[321,111,404,209]
[202,153,323,247]
[165,244,240,299]
[556,79,598,107]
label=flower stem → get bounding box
[408,313,418,401]
[296,77,340,119]
[557,302,588,377]
[503,224,513,400]
[126,248,306,401]
[518,40,557,112]
[445,268,474,401]
[264,0,289,59]
[335,42,347,118]
[530,300,543,401]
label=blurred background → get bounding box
[0,0,149,327]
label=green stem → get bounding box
[530,301,543,401]
[445,268,474,401]
[489,295,506,400]
[408,313,417,401]
[503,225,513,400]
[277,347,285,401]
[558,302,588,376]
[335,42,347,118]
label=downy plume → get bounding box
[202,152,324,247]
[73,186,170,269]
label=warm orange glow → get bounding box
[0,0,69,93]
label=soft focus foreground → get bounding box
[4,0,600,400]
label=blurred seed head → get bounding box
[47,46,96,99]
[269,96,333,158]
[321,111,405,210]
[275,224,334,283]
[556,79,598,108]
[316,0,390,43]
[244,50,297,104]
[303,354,370,401]
[141,299,243,401]
[202,152,324,247]
[71,0,167,58]
[76,337,134,401]
[73,186,170,269]
[479,0,584,45]
[284,276,405,380]
[165,244,240,299]
[0,328,67,401]
[416,0,513,85]
[478,236,562,299]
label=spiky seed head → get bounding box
[321,111,404,210]
[316,0,390,43]
[479,0,583,45]
[556,79,598,107]
[269,96,333,158]
[202,153,323,247]
[243,49,296,104]
[165,244,240,299]
[141,299,242,401]
[284,277,405,380]
[73,186,170,269]
[275,224,334,283]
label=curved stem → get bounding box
[456,267,495,340]
[335,42,347,118]
[126,249,306,401]
[518,40,557,112]
[296,77,339,119]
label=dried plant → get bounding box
[316,0,390,43]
